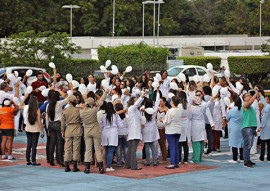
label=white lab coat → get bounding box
[212,99,226,131]
[100,114,119,146]
[179,104,191,142]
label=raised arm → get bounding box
[243,91,258,109]
[97,89,110,106]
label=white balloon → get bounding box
[51,56,55,59]
[6,68,12,76]
[67,90,73,96]
[157,120,165,128]
[177,73,186,82]
[111,94,119,102]
[111,69,118,75]
[7,74,16,83]
[212,85,221,97]
[224,97,231,107]
[155,73,162,81]
[135,88,141,95]
[100,65,107,72]
[101,79,109,89]
[26,86,33,94]
[203,75,211,82]
[20,96,25,102]
[170,82,178,90]
[111,65,118,70]
[26,69,33,77]
[224,69,230,78]
[145,108,155,115]
[220,87,228,97]
[87,83,96,92]
[193,75,199,83]
[236,82,241,87]
[49,62,55,69]
[125,66,132,73]
[41,88,50,97]
[236,84,243,91]
[207,63,213,72]
[105,60,111,68]
[15,77,22,83]
[14,71,19,78]
[152,81,159,89]
[38,86,46,91]
[66,73,73,83]
[140,116,146,125]
[79,84,87,94]
[13,97,20,105]
[72,80,80,89]
[153,77,159,83]
[168,92,175,99]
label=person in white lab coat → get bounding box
[125,92,146,170]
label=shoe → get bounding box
[131,167,142,170]
[50,162,55,166]
[116,164,122,167]
[223,135,228,139]
[158,160,167,164]
[216,149,221,152]
[72,161,80,172]
[2,155,7,159]
[165,165,175,169]
[65,162,71,172]
[211,148,217,151]
[144,163,150,166]
[248,161,256,166]
[174,164,180,168]
[153,163,158,167]
[182,161,188,165]
[8,156,16,160]
[106,167,115,172]
[18,129,23,132]
[256,159,264,162]
[238,160,244,163]
[84,162,90,174]
[26,162,32,165]
[59,162,65,167]
[32,162,41,166]
[228,160,238,164]
[98,162,105,174]
[244,163,254,168]
[203,153,212,157]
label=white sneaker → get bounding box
[228,160,238,164]
[2,155,7,159]
[106,167,115,172]
[238,160,244,163]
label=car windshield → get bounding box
[167,67,183,76]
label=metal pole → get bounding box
[113,0,115,37]
[153,0,156,45]
[142,3,145,41]
[260,2,262,46]
[70,7,73,39]
[157,2,160,45]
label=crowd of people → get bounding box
[0,62,269,174]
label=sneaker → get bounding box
[144,163,150,166]
[32,162,41,166]
[182,161,188,165]
[238,160,244,163]
[256,159,264,162]
[165,165,175,169]
[174,164,180,168]
[216,149,221,152]
[248,161,256,166]
[8,156,16,160]
[228,160,238,164]
[203,153,212,157]
[26,162,32,165]
[2,155,7,159]
[106,167,115,172]
[244,163,254,168]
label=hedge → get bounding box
[176,56,221,70]
[228,56,270,85]
[98,43,169,76]
[3,59,100,80]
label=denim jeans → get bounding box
[166,134,180,165]
[105,146,116,168]
[242,127,256,163]
[144,142,157,165]
[125,139,140,169]
[205,124,212,153]
[116,135,128,165]
[26,132,40,163]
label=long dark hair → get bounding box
[234,96,242,110]
[28,96,38,125]
[144,98,154,122]
[73,91,84,104]
[114,103,125,120]
[105,102,115,125]
[48,91,60,121]
[177,91,187,109]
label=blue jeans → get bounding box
[145,142,157,165]
[105,146,116,168]
[166,134,180,165]
[116,136,128,165]
[242,127,256,163]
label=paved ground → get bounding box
[0,132,270,191]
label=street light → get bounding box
[142,0,164,45]
[259,0,264,46]
[112,0,116,37]
[62,5,81,40]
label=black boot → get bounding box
[84,162,90,174]
[72,161,80,172]
[65,162,71,172]
[98,162,105,174]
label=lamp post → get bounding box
[62,5,81,41]
[142,1,164,45]
[112,0,116,37]
[260,0,264,46]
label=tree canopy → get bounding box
[0,0,269,37]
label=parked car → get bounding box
[0,66,51,85]
[167,65,223,81]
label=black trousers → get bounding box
[205,124,212,153]
[125,139,140,170]
[260,139,270,161]
[232,147,243,161]
[178,140,189,162]
[48,121,64,163]
[26,132,40,163]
